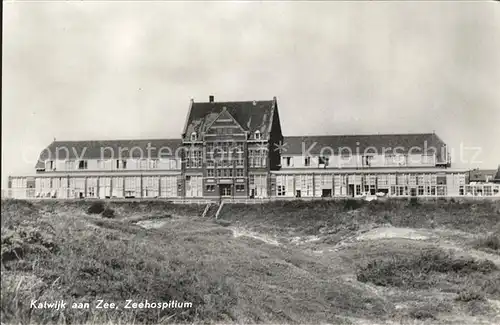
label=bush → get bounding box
[408,308,436,320]
[455,290,486,302]
[408,197,420,207]
[87,201,105,214]
[475,234,500,251]
[1,225,57,263]
[356,248,498,289]
[343,199,363,211]
[101,208,115,219]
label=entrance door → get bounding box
[348,184,355,197]
[322,189,332,197]
[219,184,232,197]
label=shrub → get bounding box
[101,208,115,219]
[87,201,105,214]
[408,308,436,320]
[475,234,500,251]
[455,290,486,302]
[1,225,57,263]
[356,248,498,289]
[408,197,419,207]
[343,199,363,211]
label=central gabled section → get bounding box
[203,107,247,140]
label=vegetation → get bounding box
[1,200,385,324]
[220,199,500,239]
[474,233,500,253]
[1,198,499,324]
[356,248,498,292]
[101,207,116,219]
[87,201,105,214]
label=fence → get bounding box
[2,189,499,204]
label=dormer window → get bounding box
[254,130,261,140]
[190,132,197,141]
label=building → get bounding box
[7,96,498,200]
[466,169,498,184]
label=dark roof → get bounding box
[282,133,447,158]
[183,99,276,140]
[495,166,500,182]
[35,139,182,169]
[468,169,498,182]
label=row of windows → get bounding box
[46,159,178,171]
[205,184,246,192]
[207,169,245,177]
[282,154,435,167]
[190,130,262,141]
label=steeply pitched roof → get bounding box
[35,138,182,169]
[183,99,276,141]
[281,133,447,158]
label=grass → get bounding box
[1,200,389,324]
[219,199,500,240]
[356,247,499,300]
[474,232,500,254]
[2,198,499,324]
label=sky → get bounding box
[2,1,500,187]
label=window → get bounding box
[149,159,159,169]
[217,169,222,177]
[207,169,215,177]
[422,154,433,164]
[319,156,329,167]
[116,159,127,169]
[277,185,286,196]
[139,159,148,169]
[363,155,373,167]
[78,160,88,170]
[236,158,244,167]
[191,132,197,141]
[236,169,244,177]
[221,186,232,196]
[283,157,292,167]
[236,185,245,192]
[304,156,311,167]
[186,148,203,168]
[254,130,261,140]
[45,160,55,171]
[206,185,215,192]
[207,160,215,168]
[418,186,424,196]
[65,160,75,171]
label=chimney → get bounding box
[209,95,214,103]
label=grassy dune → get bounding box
[1,198,500,324]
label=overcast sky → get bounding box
[2,1,500,187]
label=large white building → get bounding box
[7,96,498,200]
